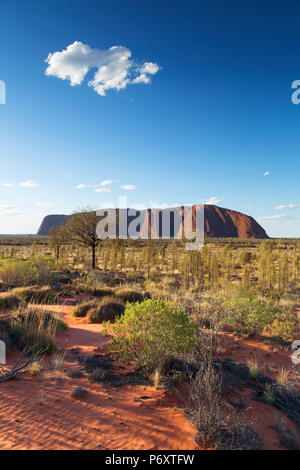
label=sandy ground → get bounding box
[0,301,299,450]
[0,305,199,450]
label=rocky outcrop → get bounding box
[37,205,268,239]
[37,214,69,236]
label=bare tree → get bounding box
[49,226,67,262]
[64,209,101,269]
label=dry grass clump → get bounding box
[8,307,67,354]
[114,287,145,303]
[186,351,261,450]
[13,286,57,305]
[72,297,125,322]
[0,292,20,308]
[247,358,260,379]
[28,360,44,376]
[87,296,125,323]
[72,300,97,317]
[0,260,54,288]
[75,283,113,297]
[276,367,290,386]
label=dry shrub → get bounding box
[114,287,145,303]
[72,300,97,317]
[0,292,20,308]
[75,283,113,297]
[13,286,57,304]
[87,296,125,323]
[0,260,54,288]
[8,307,67,354]
[186,351,261,450]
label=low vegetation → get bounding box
[72,297,125,322]
[0,231,299,449]
[114,287,145,303]
[2,307,67,355]
[0,259,54,288]
[12,286,57,305]
[0,292,20,308]
[87,296,125,323]
[105,298,198,372]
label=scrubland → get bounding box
[0,236,299,450]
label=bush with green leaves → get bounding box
[13,286,57,304]
[221,297,276,336]
[106,298,198,372]
[267,305,298,342]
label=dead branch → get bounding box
[0,343,48,383]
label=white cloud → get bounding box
[132,62,160,84]
[45,41,160,96]
[275,204,300,210]
[121,185,136,190]
[77,180,113,189]
[2,183,14,187]
[202,196,224,205]
[95,187,111,193]
[258,214,288,221]
[100,179,113,186]
[20,180,39,188]
[263,171,270,176]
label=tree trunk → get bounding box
[92,244,96,269]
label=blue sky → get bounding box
[0,0,299,236]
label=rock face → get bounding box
[203,205,268,239]
[37,214,69,236]
[36,205,268,239]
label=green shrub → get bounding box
[267,305,298,342]
[0,292,20,308]
[106,298,198,371]
[114,287,145,303]
[222,297,276,336]
[13,286,57,304]
[87,296,125,323]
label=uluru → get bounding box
[36,205,268,239]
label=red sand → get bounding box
[0,305,198,450]
[0,302,299,450]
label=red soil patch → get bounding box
[214,330,300,449]
[1,297,299,450]
[0,304,198,450]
